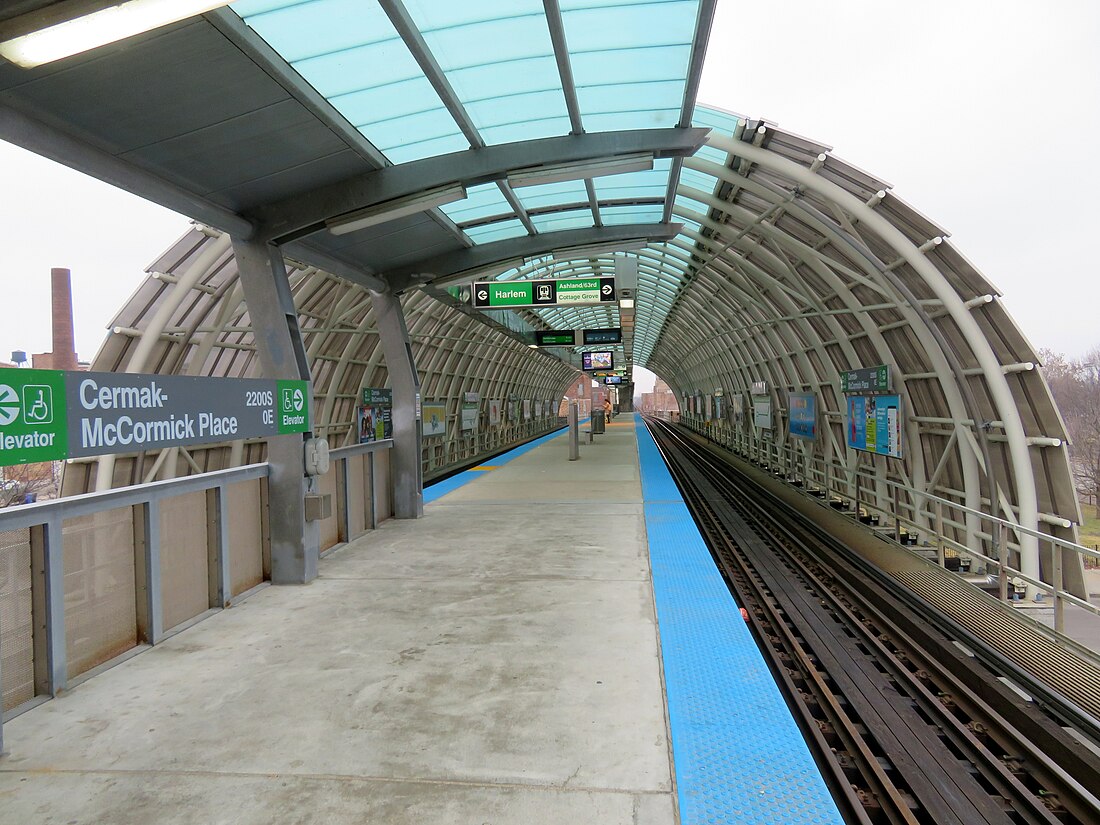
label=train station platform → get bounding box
[0,417,837,824]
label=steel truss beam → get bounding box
[250,129,707,243]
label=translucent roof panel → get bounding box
[404,0,573,146]
[515,179,591,212]
[233,0,468,164]
[562,0,697,133]
[532,208,595,233]
[593,157,672,204]
[439,183,513,226]
[600,204,665,225]
[463,219,529,244]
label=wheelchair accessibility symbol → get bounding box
[22,385,54,424]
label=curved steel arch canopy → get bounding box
[0,1,1081,592]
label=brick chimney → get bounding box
[32,268,79,371]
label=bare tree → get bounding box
[0,461,58,507]
[1041,346,1100,506]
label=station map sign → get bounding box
[847,394,902,458]
[472,276,615,309]
[841,365,892,394]
[788,392,817,440]
[0,369,309,468]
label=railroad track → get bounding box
[643,417,1100,825]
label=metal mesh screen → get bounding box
[227,480,263,597]
[158,491,209,632]
[374,450,393,522]
[64,507,137,678]
[346,454,368,538]
[1,527,35,711]
[317,468,339,551]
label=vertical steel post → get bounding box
[893,484,902,543]
[43,515,67,693]
[135,501,164,645]
[568,402,580,461]
[934,500,946,567]
[997,522,1010,602]
[208,486,231,608]
[1052,541,1064,634]
[232,237,318,584]
[370,289,424,519]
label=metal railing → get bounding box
[0,462,270,752]
[678,415,1100,639]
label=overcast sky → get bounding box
[1,0,1097,371]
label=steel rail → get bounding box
[643,416,1100,825]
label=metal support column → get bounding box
[568,402,580,461]
[231,237,318,583]
[370,288,424,519]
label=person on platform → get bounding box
[604,397,612,422]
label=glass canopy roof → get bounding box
[229,0,723,374]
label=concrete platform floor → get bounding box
[0,423,675,824]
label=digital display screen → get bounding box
[535,329,576,347]
[582,327,622,345]
[604,376,623,385]
[582,351,614,371]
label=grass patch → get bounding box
[1080,502,1100,556]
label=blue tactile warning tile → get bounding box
[423,425,575,503]
[635,416,845,825]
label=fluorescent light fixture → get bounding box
[508,153,654,188]
[619,298,635,309]
[327,184,467,236]
[551,240,648,260]
[0,0,231,68]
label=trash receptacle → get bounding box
[593,409,605,434]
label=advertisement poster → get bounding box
[752,395,772,429]
[847,394,902,458]
[534,400,543,417]
[788,392,817,440]
[488,399,501,426]
[509,399,519,422]
[358,387,393,443]
[730,393,745,428]
[422,402,446,437]
[523,399,532,420]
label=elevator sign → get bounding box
[472,276,615,309]
[0,369,310,467]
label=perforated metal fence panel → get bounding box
[227,480,264,597]
[63,508,137,678]
[1,527,35,711]
[158,491,209,632]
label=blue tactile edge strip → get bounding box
[635,415,845,825]
[424,422,583,504]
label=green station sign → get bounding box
[841,365,892,394]
[0,368,310,468]
[472,276,615,309]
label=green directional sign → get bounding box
[277,379,310,434]
[841,364,892,394]
[472,276,615,309]
[0,369,68,465]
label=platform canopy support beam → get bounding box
[231,236,319,584]
[370,289,424,519]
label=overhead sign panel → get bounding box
[582,351,614,371]
[535,329,576,347]
[472,277,615,309]
[582,327,622,345]
[841,365,892,394]
[0,369,309,467]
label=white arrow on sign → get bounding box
[477,290,488,300]
[601,284,613,295]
